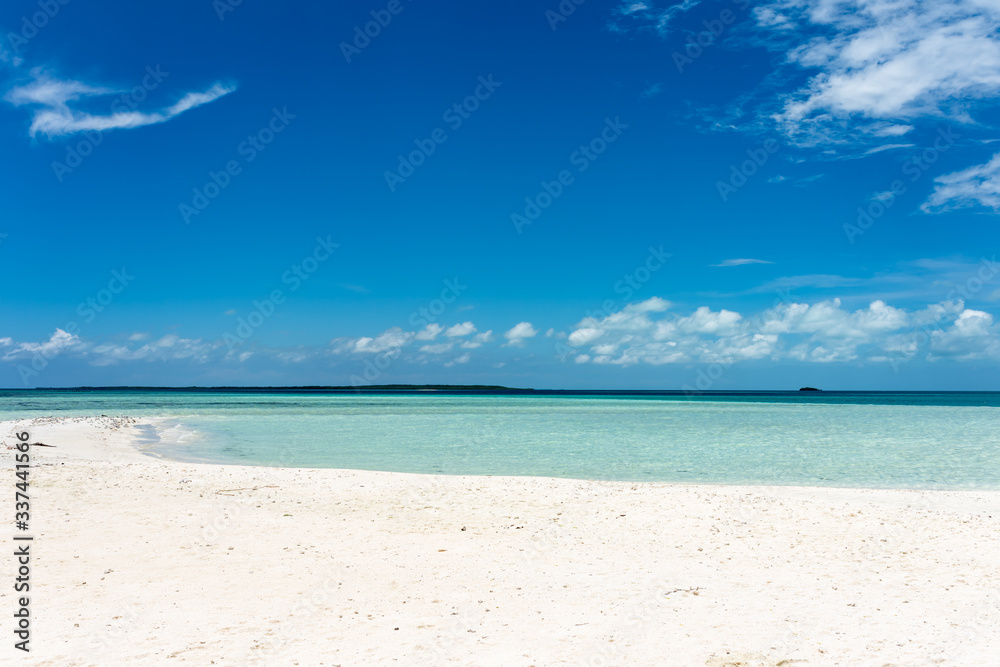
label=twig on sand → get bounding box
[3,442,56,449]
[215,485,279,496]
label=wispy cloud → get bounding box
[711,258,774,267]
[749,274,866,293]
[923,152,1000,213]
[5,69,235,138]
[769,172,825,186]
[767,0,1000,145]
[616,0,1000,214]
[857,143,916,157]
[609,0,702,35]
[444,353,470,367]
[640,82,663,99]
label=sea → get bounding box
[2,389,999,490]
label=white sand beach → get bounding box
[2,416,999,666]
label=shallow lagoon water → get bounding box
[2,390,999,489]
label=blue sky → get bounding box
[1,0,999,389]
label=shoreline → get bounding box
[2,416,999,665]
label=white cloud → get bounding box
[352,328,413,354]
[444,353,471,367]
[858,143,915,156]
[628,296,671,313]
[419,342,454,354]
[461,330,494,349]
[755,6,794,30]
[622,2,649,14]
[504,322,538,346]
[711,258,774,267]
[2,329,81,360]
[5,70,235,138]
[866,122,915,137]
[563,296,982,367]
[568,327,604,346]
[763,0,1000,144]
[929,309,1000,360]
[89,334,215,366]
[923,152,1000,212]
[414,323,443,341]
[759,298,909,339]
[330,321,494,360]
[445,321,477,337]
[4,293,1000,376]
[677,307,743,335]
[616,0,1000,200]
[568,298,671,349]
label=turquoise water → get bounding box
[2,390,999,490]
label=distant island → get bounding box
[35,384,535,393]
[22,385,847,395]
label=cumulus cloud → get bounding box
[445,321,477,337]
[351,328,413,354]
[328,321,495,366]
[758,299,908,338]
[5,69,235,138]
[1,328,82,360]
[461,331,494,349]
[0,330,225,368]
[928,309,1000,360]
[568,328,604,346]
[419,342,454,354]
[568,298,672,351]
[563,295,993,367]
[414,323,443,341]
[677,307,743,336]
[504,322,538,346]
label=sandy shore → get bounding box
[1,416,999,666]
